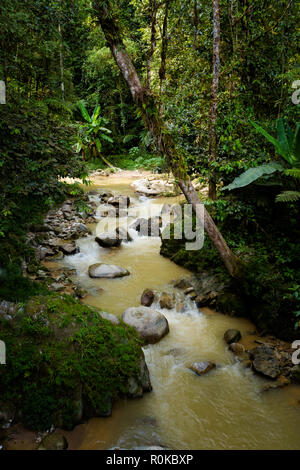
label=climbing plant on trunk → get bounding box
[92,0,243,279]
[208,0,220,200]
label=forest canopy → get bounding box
[0,0,299,331]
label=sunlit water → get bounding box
[57,173,300,450]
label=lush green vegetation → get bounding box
[0,0,300,433]
[0,293,142,430]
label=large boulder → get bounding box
[131,178,178,197]
[88,263,130,279]
[223,329,242,345]
[0,294,151,431]
[95,232,121,248]
[122,306,169,344]
[251,345,281,379]
[127,355,152,398]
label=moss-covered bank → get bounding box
[160,193,300,341]
[0,293,151,431]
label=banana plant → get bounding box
[222,118,300,202]
[75,101,114,166]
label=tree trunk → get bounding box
[208,0,220,200]
[58,22,65,101]
[93,1,243,279]
[193,0,199,50]
[100,154,115,168]
[146,0,158,90]
[159,0,170,103]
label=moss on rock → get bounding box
[0,293,150,431]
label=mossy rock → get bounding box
[160,216,299,341]
[38,432,68,450]
[215,292,245,316]
[0,293,150,431]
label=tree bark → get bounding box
[208,0,220,200]
[58,22,65,101]
[159,0,170,100]
[146,0,158,90]
[92,1,243,279]
[193,0,199,50]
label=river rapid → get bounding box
[57,172,300,450]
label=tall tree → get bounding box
[159,0,170,98]
[92,0,243,278]
[208,0,220,200]
[146,0,158,90]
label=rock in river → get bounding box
[141,289,155,307]
[223,329,242,344]
[88,263,130,279]
[251,345,281,379]
[60,242,79,255]
[107,195,131,208]
[159,292,175,310]
[122,306,169,344]
[188,361,216,376]
[95,232,122,248]
[229,342,246,355]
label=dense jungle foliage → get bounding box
[0,1,299,331]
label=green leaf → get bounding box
[101,134,113,143]
[91,105,101,123]
[277,118,294,165]
[222,163,283,191]
[285,168,300,178]
[95,138,102,152]
[275,191,300,203]
[293,123,300,162]
[249,120,281,154]
[123,134,136,144]
[77,101,91,123]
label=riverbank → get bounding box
[1,170,300,450]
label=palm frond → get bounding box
[285,168,300,178]
[276,191,300,203]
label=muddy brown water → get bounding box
[55,173,300,450]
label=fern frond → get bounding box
[276,191,300,203]
[285,168,300,178]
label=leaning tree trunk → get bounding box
[208,0,220,200]
[92,1,243,279]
